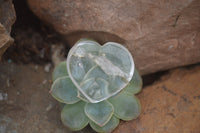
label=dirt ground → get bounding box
[0,62,95,133]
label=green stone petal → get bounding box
[52,61,68,81]
[89,116,119,133]
[50,76,80,104]
[61,101,89,131]
[85,101,114,127]
[125,68,142,94]
[108,91,141,121]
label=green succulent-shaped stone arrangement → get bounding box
[50,39,142,133]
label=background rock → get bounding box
[0,24,14,60]
[0,0,16,60]
[113,66,200,133]
[27,0,200,75]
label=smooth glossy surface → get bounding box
[67,39,135,103]
[109,91,141,121]
[85,101,114,126]
[52,61,68,81]
[50,76,80,104]
[89,116,119,133]
[125,68,143,94]
[61,101,89,131]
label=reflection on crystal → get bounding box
[70,56,86,82]
[74,47,86,57]
[108,76,127,93]
[100,44,132,75]
[80,78,109,100]
[67,40,134,103]
[88,54,129,78]
[83,66,109,81]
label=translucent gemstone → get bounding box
[80,78,109,100]
[67,39,134,103]
[69,56,86,82]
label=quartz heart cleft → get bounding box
[67,39,134,103]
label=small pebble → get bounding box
[8,59,12,63]
[0,93,3,101]
[4,93,8,100]
[34,65,38,71]
[46,104,53,111]
[42,79,47,84]
[7,78,10,87]
[44,63,52,73]
[40,49,45,58]
[17,91,20,95]
[0,92,8,101]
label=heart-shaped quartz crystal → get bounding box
[67,39,134,103]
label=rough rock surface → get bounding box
[27,0,200,75]
[0,0,16,60]
[113,66,200,133]
[0,24,14,60]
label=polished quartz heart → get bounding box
[67,39,135,103]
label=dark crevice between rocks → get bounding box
[2,0,68,64]
[63,30,126,46]
[142,70,169,87]
[142,63,200,87]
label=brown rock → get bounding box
[0,23,14,60]
[113,66,200,133]
[0,0,16,33]
[0,0,16,60]
[27,0,200,75]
